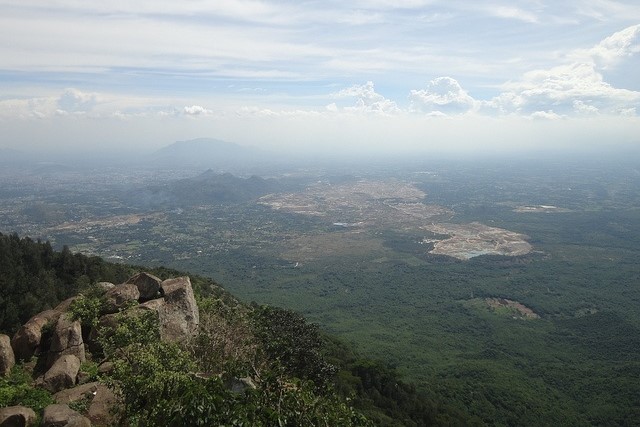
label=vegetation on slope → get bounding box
[0,232,474,425]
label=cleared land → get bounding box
[423,222,532,260]
[513,205,570,213]
[261,180,531,261]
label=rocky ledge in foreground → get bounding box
[0,272,199,427]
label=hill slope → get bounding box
[0,233,477,426]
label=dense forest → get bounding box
[0,232,477,425]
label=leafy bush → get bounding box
[0,365,53,414]
[69,294,104,329]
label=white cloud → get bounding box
[409,77,476,114]
[57,88,98,113]
[490,6,539,23]
[492,66,640,115]
[1,4,639,156]
[587,24,640,69]
[488,25,640,116]
[0,96,57,120]
[183,105,213,116]
[530,110,564,120]
[573,100,600,115]
[334,81,399,114]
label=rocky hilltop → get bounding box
[0,272,199,426]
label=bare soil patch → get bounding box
[485,298,540,319]
[423,222,532,260]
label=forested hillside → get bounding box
[0,233,477,426]
[0,233,139,334]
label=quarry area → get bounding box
[423,222,532,260]
[260,180,532,261]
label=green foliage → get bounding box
[0,234,492,425]
[99,297,371,426]
[0,364,53,414]
[79,360,100,383]
[189,297,256,377]
[69,293,104,329]
[250,305,337,389]
[68,395,92,414]
[98,309,160,358]
[0,232,139,334]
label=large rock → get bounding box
[138,298,164,312]
[0,334,15,376]
[0,405,37,427]
[11,309,61,361]
[53,297,79,314]
[41,404,90,427]
[158,277,199,343]
[95,282,114,293]
[41,354,81,393]
[126,272,162,301]
[87,384,118,426]
[47,315,85,368]
[102,283,140,314]
[53,382,99,404]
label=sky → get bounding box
[1,0,639,156]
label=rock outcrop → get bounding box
[11,310,60,361]
[53,382,100,404]
[0,334,15,376]
[125,272,162,301]
[158,276,199,343]
[86,384,118,426]
[6,272,200,426]
[47,315,85,368]
[95,282,114,292]
[41,404,91,427]
[0,406,37,427]
[40,354,81,393]
[52,382,119,426]
[102,283,140,314]
[91,275,200,344]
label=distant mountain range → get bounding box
[150,138,271,170]
[1,138,282,174]
[130,170,284,208]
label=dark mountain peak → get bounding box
[131,171,277,208]
[150,138,270,172]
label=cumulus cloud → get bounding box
[0,96,57,120]
[333,81,399,114]
[530,110,564,120]
[409,77,476,114]
[57,88,98,113]
[183,105,213,116]
[587,24,640,69]
[487,26,640,116]
[573,100,599,115]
